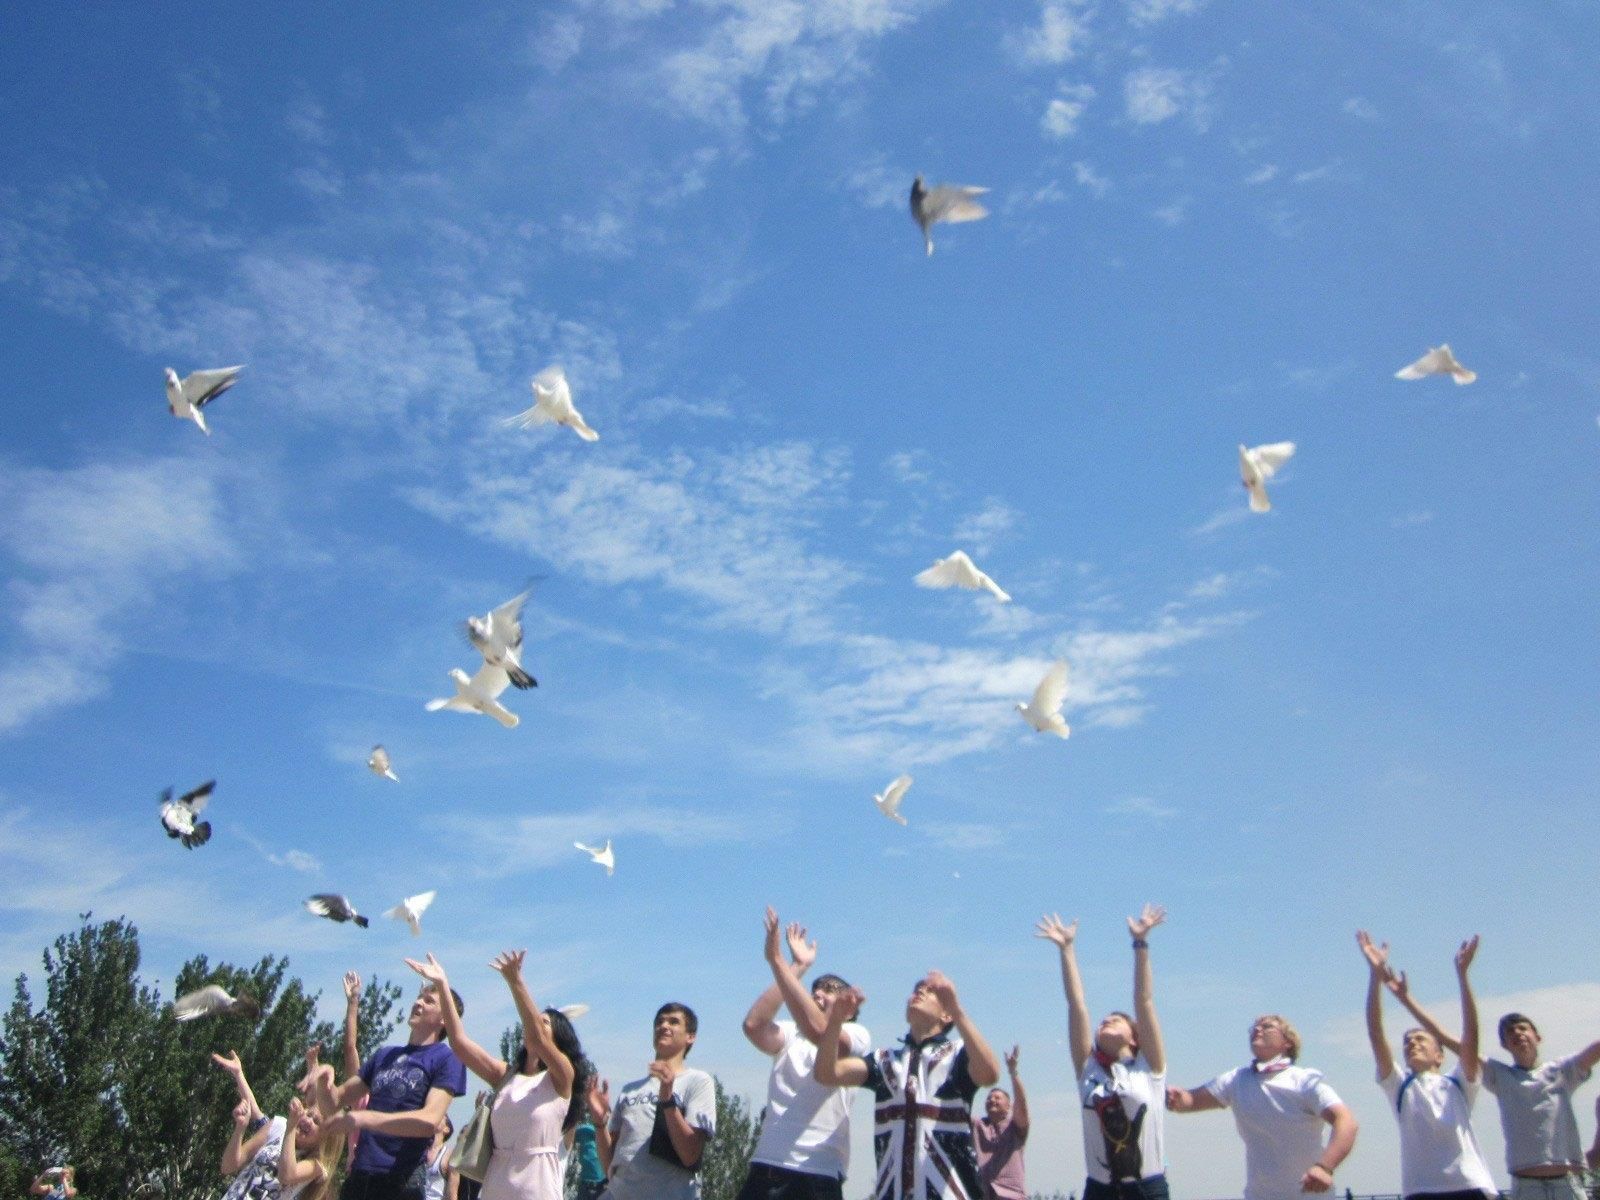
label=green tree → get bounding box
[699,1077,760,1200]
[0,915,403,1200]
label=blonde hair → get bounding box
[1253,1014,1302,1062]
[300,1123,347,1200]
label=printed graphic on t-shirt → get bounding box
[1086,1080,1147,1182]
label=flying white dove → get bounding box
[164,366,242,435]
[874,774,913,826]
[304,894,370,927]
[425,663,520,728]
[575,840,614,876]
[366,745,399,782]
[915,550,1011,602]
[503,366,599,441]
[384,890,436,937]
[910,175,990,256]
[556,1003,591,1020]
[1017,660,1071,738]
[1238,442,1296,513]
[173,984,261,1022]
[465,590,536,689]
[159,780,215,848]
[1395,344,1476,385]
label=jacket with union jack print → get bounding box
[859,1027,981,1200]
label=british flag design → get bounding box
[862,1030,981,1200]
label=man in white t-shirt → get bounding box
[1358,930,1496,1200]
[1167,1013,1358,1200]
[1385,952,1600,1200]
[736,907,870,1200]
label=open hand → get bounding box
[1034,913,1078,948]
[489,950,526,980]
[404,952,450,989]
[587,1076,612,1124]
[1005,1044,1021,1075]
[1356,930,1390,975]
[924,970,961,1016]
[786,922,817,971]
[1127,904,1166,940]
[211,1050,244,1076]
[1455,935,1480,976]
[343,971,361,1004]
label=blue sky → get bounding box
[3,1,1599,1194]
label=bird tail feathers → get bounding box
[506,663,537,689]
[354,915,370,928]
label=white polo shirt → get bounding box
[1379,1068,1496,1196]
[750,1019,871,1179]
[1204,1060,1343,1200]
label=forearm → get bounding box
[1011,1076,1030,1128]
[595,1123,615,1174]
[1457,971,1480,1073]
[770,958,828,1042]
[663,1106,706,1167]
[1365,975,1393,1075]
[742,982,786,1042]
[1057,947,1093,1068]
[221,1126,248,1174]
[343,1006,361,1079]
[956,1011,1001,1087]
[1132,943,1165,1071]
[1318,1109,1358,1171]
[357,1109,444,1139]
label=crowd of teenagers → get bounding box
[190,906,1600,1200]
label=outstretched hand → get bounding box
[211,1050,244,1075]
[1005,1044,1021,1076]
[831,986,866,1023]
[343,971,362,1004]
[1127,904,1166,940]
[786,922,817,971]
[587,1076,612,1124]
[232,1100,251,1128]
[1356,930,1390,976]
[489,949,526,980]
[1383,968,1411,1002]
[924,970,961,1016]
[1455,935,1480,976]
[1034,912,1078,948]
[763,907,783,965]
[404,952,450,989]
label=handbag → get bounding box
[450,1070,513,1182]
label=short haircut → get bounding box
[450,988,465,1017]
[1254,1013,1302,1062]
[1498,1012,1538,1046]
[656,1002,698,1054]
[812,973,850,994]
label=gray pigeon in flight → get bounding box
[304,894,370,927]
[164,366,242,435]
[159,780,215,848]
[910,176,990,256]
[465,590,537,689]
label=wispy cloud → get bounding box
[1126,0,1206,26]
[1244,164,1279,185]
[1391,510,1435,529]
[1342,96,1379,121]
[1123,65,1217,130]
[1073,161,1111,197]
[1009,1,1092,66]
[1152,197,1190,226]
[0,457,238,733]
[1103,795,1178,820]
[1041,84,1096,139]
[952,498,1020,558]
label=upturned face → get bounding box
[905,977,950,1027]
[1501,1020,1540,1064]
[1401,1028,1444,1073]
[1249,1018,1291,1061]
[1096,1013,1136,1058]
[984,1089,1012,1122]
[409,985,448,1039]
[653,1009,695,1058]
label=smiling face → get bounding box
[292,1110,320,1149]
[1401,1027,1444,1073]
[653,1007,696,1059]
[984,1088,1012,1123]
[408,985,449,1042]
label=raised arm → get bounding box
[813,987,871,1087]
[342,971,362,1080]
[1129,904,1167,1075]
[1383,969,1464,1058]
[220,1100,273,1176]
[211,1050,266,1124]
[1455,936,1481,1082]
[744,908,823,1052]
[1356,932,1396,1080]
[928,971,1000,1087]
[1035,913,1092,1075]
[405,953,507,1086]
[491,950,574,1097]
[1006,1045,1029,1132]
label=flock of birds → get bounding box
[153,176,1480,1022]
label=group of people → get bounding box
[203,905,1600,1200]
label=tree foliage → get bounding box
[699,1077,761,1200]
[0,915,402,1200]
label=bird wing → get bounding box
[407,890,436,917]
[1031,661,1069,715]
[1250,442,1296,477]
[468,662,512,699]
[179,780,216,814]
[173,985,232,1020]
[915,552,977,590]
[1395,349,1441,380]
[182,367,243,408]
[490,591,530,648]
[884,774,913,808]
[923,186,991,224]
[976,569,1011,603]
[305,894,349,919]
[565,407,600,441]
[485,700,520,728]
[532,366,569,404]
[369,746,390,772]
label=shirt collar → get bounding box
[1252,1055,1293,1075]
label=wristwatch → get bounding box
[659,1095,680,1111]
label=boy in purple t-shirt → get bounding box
[320,978,468,1200]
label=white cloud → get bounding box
[530,13,584,72]
[1010,2,1091,67]
[1392,510,1435,529]
[1072,161,1111,197]
[1123,65,1215,130]
[844,156,910,210]
[284,93,332,147]
[952,498,1020,558]
[1343,95,1379,121]
[1189,503,1251,537]
[1244,164,1279,185]
[1126,0,1206,25]
[1293,161,1347,184]
[0,457,238,732]
[268,849,324,873]
[1103,795,1178,820]
[1152,197,1189,226]
[884,450,930,484]
[1041,84,1096,139]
